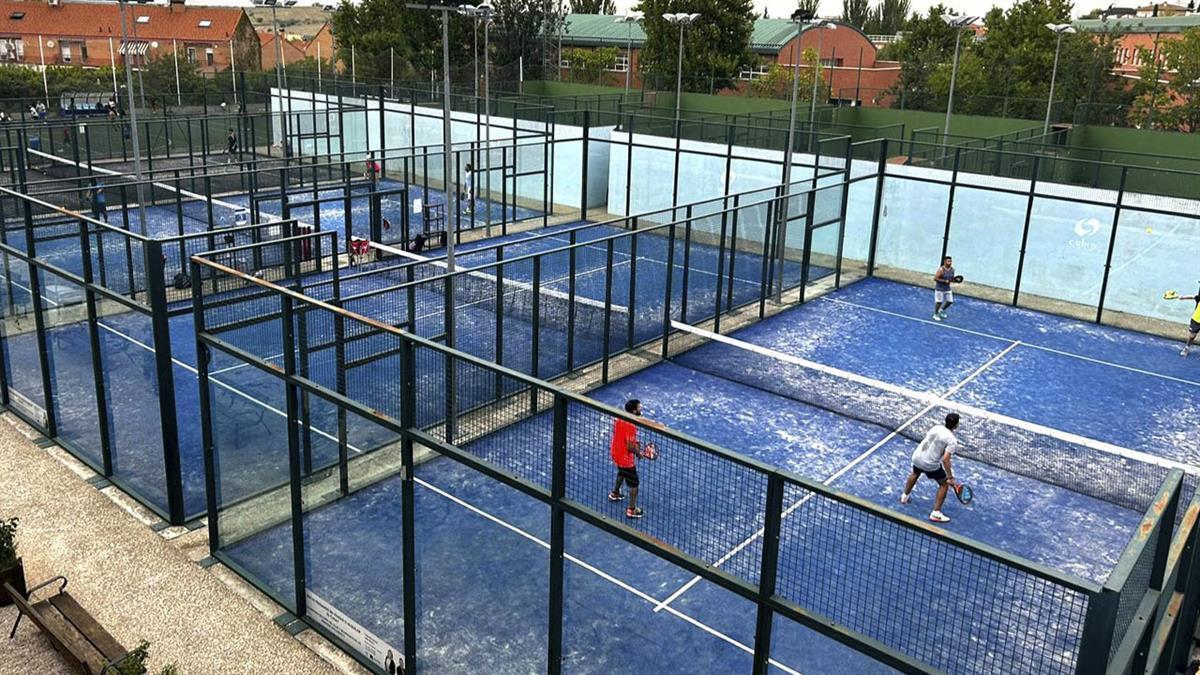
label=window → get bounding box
[186,46,197,63]
[738,64,770,81]
[61,43,71,63]
[205,47,214,66]
[198,19,212,28]
[0,39,22,60]
[8,11,23,19]
[79,41,87,62]
[609,54,629,72]
[136,15,149,24]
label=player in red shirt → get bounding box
[607,399,661,519]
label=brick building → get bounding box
[1074,14,1200,77]
[0,0,260,73]
[258,28,306,71]
[558,14,899,106]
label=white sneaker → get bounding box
[928,510,950,523]
[1182,348,1190,357]
[932,313,942,321]
[899,492,910,505]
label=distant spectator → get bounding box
[87,181,108,223]
[220,99,228,113]
[35,102,46,120]
[0,111,9,123]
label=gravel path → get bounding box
[0,412,359,675]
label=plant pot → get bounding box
[0,558,26,607]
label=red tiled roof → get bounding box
[0,0,247,42]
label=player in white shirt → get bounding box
[899,412,960,523]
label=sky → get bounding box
[607,0,1105,21]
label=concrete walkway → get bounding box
[0,411,362,675]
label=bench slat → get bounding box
[49,594,126,663]
[36,599,107,674]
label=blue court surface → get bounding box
[214,276,1200,673]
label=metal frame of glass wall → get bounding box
[190,222,1200,674]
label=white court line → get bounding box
[653,327,1020,612]
[545,233,766,287]
[22,266,791,666]
[821,296,1200,389]
[415,477,801,674]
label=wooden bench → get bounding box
[4,577,133,674]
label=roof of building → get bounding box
[0,0,248,42]
[1074,14,1200,33]
[560,13,866,54]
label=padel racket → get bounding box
[1164,290,1180,300]
[954,482,973,505]
[952,275,964,283]
[642,443,658,461]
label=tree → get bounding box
[331,0,473,80]
[749,48,825,100]
[1161,28,1200,131]
[842,0,871,29]
[571,0,617,13]
[491,0,566,80]
[634,0,755,92]
[879,4,959,110]
[863,0,910,36]
[796,0,821,18]
[971,0,1125,121]
[563,47,619,83]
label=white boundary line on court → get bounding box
[544,233,767,287]
[13,271,805,669]
[415,476,802,674]
[820,296,1200,389]
[653,324,1020,613]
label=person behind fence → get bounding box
[407,232,427,253]
[461,163,474,214]
[608,399,664,520]
[226,129,239,164]
[87,181,107,223]
[364,153,380,183]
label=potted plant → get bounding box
[0,516,24,606]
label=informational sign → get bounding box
[412,197,423,214]
[306,591,404,674]
[7,388,48,428]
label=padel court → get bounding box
[216,275,1200,674]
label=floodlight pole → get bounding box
[625,22,634,94]
[808,25,831,128]
[172,39,181,106]
[117,0,148,236]
[942,17,973,137]
[674,23,685,127]
[944,29,963,136]
[1044,26,1074,135]
[483,12,492,233]
[776,15,816,302]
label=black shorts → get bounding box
[913,465,948,483]
[1190,319,1200,334]
[616,465,639,488]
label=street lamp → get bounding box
[460,4,495,230]
[775,12,833,301]
[664,13,699,129]
[1044,23,1076,134]
[115,0,148,236]
[807,21,837,131]
[614,11,644,97]
[406,2,459,274]
[941,14,978,137]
